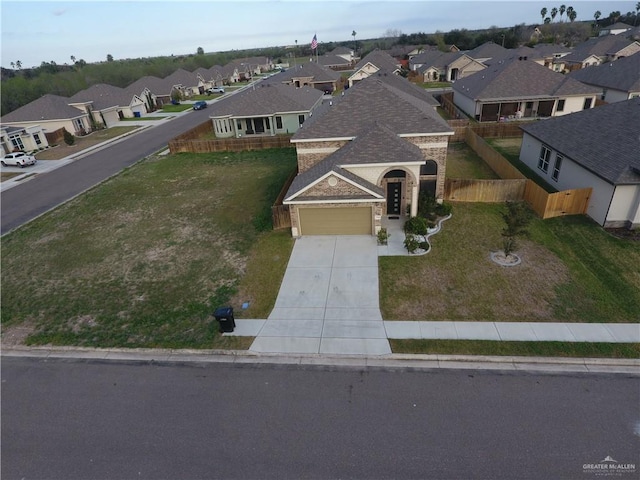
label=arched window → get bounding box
[420,160,438,176]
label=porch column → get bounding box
[411,183,419,217]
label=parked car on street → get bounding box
[1,152,37,168]
[206,86,225,94]
[193,101,208,110]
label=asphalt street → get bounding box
[0,108,213,235]
[2,357,639,480]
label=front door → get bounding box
[386,182,401,215]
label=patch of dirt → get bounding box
[606,228,640,241]
[1,322,36,347]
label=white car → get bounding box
[1,152,37,168]
[206,86,225,94]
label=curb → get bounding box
[3,346,638,375]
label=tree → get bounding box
[352,30,357,53]
[569,9,577,22]
[106,54,114,62]
[197,46,204,55]
[544,17,551,24]
[63,128,75,146]
[70,55,76,64]
[559,4,566,21]
[541,7,548,22]
[16,60,21,70]
[10,61,15,69]
[608,10,621,23]
[551,7,558,21]
[501,201,533,257]
[594,10,601,22]
[636,2,640,26]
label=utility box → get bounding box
[213,306,235,333]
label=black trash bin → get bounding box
[214,306,235,333]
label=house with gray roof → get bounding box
[413,51,486,82]
[519,97,640,228]
[453,56,600,121]
[598,22,633,37]
[464,41,509,64]
[317,54,352,71]
[568,54,640,103]
[126,75,174,109]
[208,83,323,138]
[554,34,640,72]
[347,49,402,87]
[163,68,200,97]
[267,62,341,93]
[1,124,49,157]
[69,83,147,126]
[284,74,453,236]
[0,94,91,137]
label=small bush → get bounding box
[419,241,430,251]
[435,202,452,216]
[404,216,428,235]
[377,228,389,245]
[63,129,75,146]
[404,234,420,254]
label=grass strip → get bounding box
[390,339,640,358]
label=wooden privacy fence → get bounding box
[45,127,66,145]
[271,168,297,230]
[453,126,591,219]
[445,179,526,202]
[168,120,294,153]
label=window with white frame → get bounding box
[34,133,42,145]
[275,116,283,129]
[538,145,551,172]
[556,99,565,112]
[552,154,563,181]
[10,135,24,150]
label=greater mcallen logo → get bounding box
[583,456,636,476]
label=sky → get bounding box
[1,0,636,69]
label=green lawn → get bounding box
[446,142,500,179]
[379,203,640,323]
[1,148,297,349]
[390,340,640,358]
[161,104,193,112]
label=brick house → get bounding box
[283,73,453,236]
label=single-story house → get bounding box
[554,35,640,72]
[415,51,486,82]
[317,54,352,71]
[328,46,356,63]
[598,22,633,37]
[453,56,600,121]
[347,49,402,87]
[69,83,147,125]
[515,44,573,71]
[0,94,92,137]
[208,83,324,138]
[568,53,640,103]
[519,97,640,228]
[126,75,167,110]
[284,73,453,237]
[1,125,49,156]
[162,68,200,97]
[273,61,341,93]
[221,63,240,84]
[464,41,509,65]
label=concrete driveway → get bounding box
[250,236,391,355]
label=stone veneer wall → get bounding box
[300,175,370,197]
[404,135,449,199]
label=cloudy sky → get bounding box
[1,0,635,68]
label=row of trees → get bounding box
[540,5,578,23]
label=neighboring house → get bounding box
[221,63,240,84]
[453,56,600,121]
[517,44,573,70]
[208,83,324,138]
[598,22,632,36]
[126,75,167,110]
[0,94,92,136]
[194,67,214,93]
[554,35,640,71]
[415,51,486,82]
[464,41,509,65]
[347,49,402,87]
[568,53,640,102]
[519,97,640,228]
[329,46,355,63]
[1,125,49,156]
[386,44,428,60]
[271,62,341,93]
[284,73,453,237]
[226,57,273,80]
[163,68,200,97]
[68,83,146,125]
[317,54,352,71]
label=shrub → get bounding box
[404,234,420,254]
[63,128,75,146]
[501,201,533,255]
[435,201,452,216]
[419,241,430,251]
[404,216,428,236]
[377,228,389,245]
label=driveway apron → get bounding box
[250,236,391,355]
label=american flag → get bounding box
[311,34,318,50]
